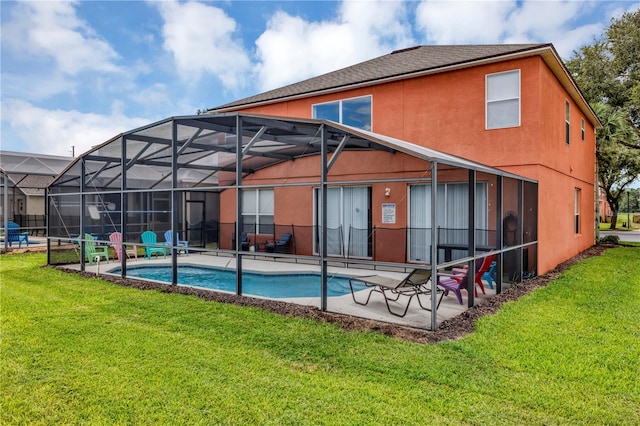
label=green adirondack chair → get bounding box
[81,233,109,264]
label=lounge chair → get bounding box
[231,232,250,251]
[349,269,444,317]
[109,231,138,261]
[0,221,29,248]
[80,233,109,265]
[141,231,167,259]
[164,230,189,255]
[265,233,292,253]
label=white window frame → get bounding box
[312,95,373,131]
[581,118,585,141]
[565,100,571,145]
[242,189,274,234]
[486,70,521,129]
[574,188,581,234]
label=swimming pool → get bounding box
[109,265,366,298]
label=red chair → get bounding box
[438,254,494,304]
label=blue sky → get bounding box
[1,0,638,157]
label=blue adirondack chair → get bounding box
[164,230,189,255]
[482,261,497,289]
[1,221,29,248]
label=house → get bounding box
[45,43,598,329]
[1,150,73,234]
[209,44,600,275]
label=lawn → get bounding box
[599,212,640,230]
[2,249,639,425]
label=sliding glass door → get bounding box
[315,186,371,257]
[408,182,487,262]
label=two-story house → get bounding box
[209,44,600,275]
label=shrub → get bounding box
[599,234,620,244]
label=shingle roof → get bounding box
[210,44,549,111]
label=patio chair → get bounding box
[231,232,250,251]
[438,255,493,304]
[109,231,138,261]
[349,269,444,317]
[80,233,109,265]
[141,231,167,260]
[265,233,292,253]
[0,221,29,248]
[164,230,189,255]
[482,261,497,289]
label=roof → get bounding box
[0,150,73,176]
[50,113,532,191]
[4,174,55,196]
[209,44,601,128]
[1,150,73,195]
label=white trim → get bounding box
[485,69,521,130]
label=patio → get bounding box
[67,251,502,330]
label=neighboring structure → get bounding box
[1,151,72,234]
[209,44,600,275]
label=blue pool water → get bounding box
[109,265,365,298]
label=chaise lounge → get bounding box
[349,269,444,317]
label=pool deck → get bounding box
[71,252,500,330]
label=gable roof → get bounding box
[210,43,600,128]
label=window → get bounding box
[242,189,274,234]
[312,95,372,130]
[574,188,581,234]
[565,100,570,145]
[581,118,585,141]
[486,70,520,129]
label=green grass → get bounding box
[2,250,639,425]
[600,212,640,230]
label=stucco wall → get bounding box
[226,55,597,274]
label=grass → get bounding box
[2,250,640,425]
[599,212,640,230]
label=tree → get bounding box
[593,102,640,228]
[566,10,640,229]
[566,10,640,135]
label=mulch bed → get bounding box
[43,244,610,344]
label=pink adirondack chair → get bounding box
[109,232,138,261]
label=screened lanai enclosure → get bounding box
[47,113,538,330]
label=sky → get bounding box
[1,0,638,158]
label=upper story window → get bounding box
[486,70,520,129]
[581,118,585,141]
[565,100,571,145]
[312,95,372,131]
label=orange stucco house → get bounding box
[209,44,599,276]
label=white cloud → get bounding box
[414,0,614,57]
[254,0,414,91]
[2,1,120,75]
[155,0,251,91]
[416,0,515,44]
[1,99,149,157]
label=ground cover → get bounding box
[1,247,639,424]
